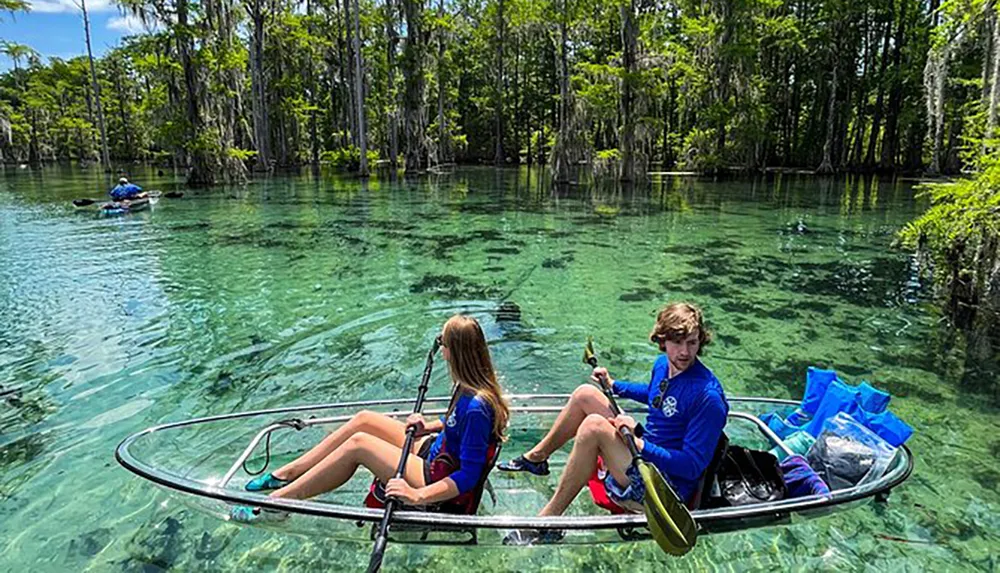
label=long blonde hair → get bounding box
[441,315,509,441]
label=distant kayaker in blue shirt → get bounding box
[109,177,145,201]
[230,314,509,522]
[501,302,728,544]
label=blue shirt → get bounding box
[613,356,728,502]
[109,183,143,200]
[426,391,495,494]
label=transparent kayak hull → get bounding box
[115,395,913,546]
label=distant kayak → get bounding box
[98,191,160,216]
[101,197,150,216]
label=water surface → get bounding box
[1,166,997,571]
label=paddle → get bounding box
[583,337,697,556]
[366,335,442,573]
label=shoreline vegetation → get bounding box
[2,0,1000,184]
[898,154,1000,398]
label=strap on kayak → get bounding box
[484,477,497,507]
[241,418,307,476]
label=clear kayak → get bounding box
[115,394,913,547]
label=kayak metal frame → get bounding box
[116,394,913,533]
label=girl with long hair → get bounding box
[231,314,508,521]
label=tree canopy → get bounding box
[1,0,1000,183]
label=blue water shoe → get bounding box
[244,472,292,492]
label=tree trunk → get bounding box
[402,0,427,173]
[865,10,893,169]
[28,108,39,167]
[342,0,358,148]
[351,0,369,176]
[113,60,132,159]
[307,0,319,166]
[714,0,733,162]
[386,0,400,172]
[81,0,110,171]
[83,79,96,156]
[335,0,351,148]
[848,11,872,168]
[788,61,801,164]
[816,62,838,174]
[982,4,995,110]
[880,0,908,171]
[548,37,557,165]
[554,0,570,183]
[663,87,673,167]
[925,46,949,175]
[494,0,504,166]
[619,0,637,182]
[436,0,447,163]
[248,0,272,171]
[986,5,1000,147]
[526,112,532,164]
[177,0,214,185]
[513,29,521,164]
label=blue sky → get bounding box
[0,1,150,70]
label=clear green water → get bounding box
[1,166,997,572]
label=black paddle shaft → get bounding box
[367,336,441,573]
[585,354,643,460]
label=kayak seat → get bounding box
[589,433,730,515]
[364,442,502,515]
[691,432,729,510]
[454,442,501,515]
[587,457,638,515]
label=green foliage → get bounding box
[594,204,620,217]
[678,128,720,172]
[900,149,1000,385]
[451,133,468,155]
[0,0,28,14]
[321,146,380,171]
[187,128,222,156]
[899,155,1000,255]
[228,148,258,163]
[595,148,620,161]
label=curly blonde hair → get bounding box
[649,302,712,352]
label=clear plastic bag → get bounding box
[769,430,816,462]
[805,412,897,491]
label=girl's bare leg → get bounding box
[272,433,427,501]
[272,410,408,481]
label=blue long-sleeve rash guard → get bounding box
[110,183,143,200]
[425,392,495,494]
[612,356,728,502]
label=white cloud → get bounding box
[107,13,159,34]
[27,0,115,14]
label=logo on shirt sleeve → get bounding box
[446,412,458,428]
[662,396,678,417]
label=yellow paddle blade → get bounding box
[639,461,698,556]
[582,337,597,366]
